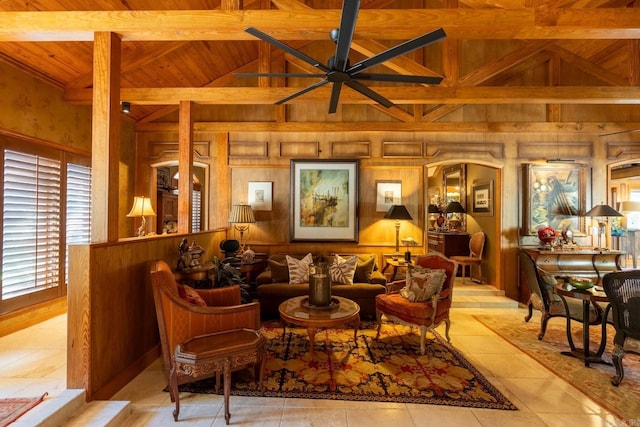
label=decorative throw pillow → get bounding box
[268,259,290,282]
[178,284,207,307]
[286,253,314,284]
[329,254,358,285]
[399,265,446,302]
[354,255,376,283]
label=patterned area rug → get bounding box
[0,392,47,427]
[176,322,516,410]
[475,314,640,424]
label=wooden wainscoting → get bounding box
[67,229,226,401]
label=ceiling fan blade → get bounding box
[348,28,447,76]
[333,0,360,71]
[353,73,443,84]
[346,80,394,108]
[245,27,329,73]
[328,82,344,114]
[235,73,325,79]
[275,79,330,105]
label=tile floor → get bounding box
[0,296,636,426]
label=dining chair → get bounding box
[602,270,640,386]
[451,231,485,284]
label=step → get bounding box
[64,400,131,426]
[451,283,519,308]
[12,389,86,427]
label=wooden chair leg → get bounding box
[375,310,383,339]
[169,367,180,421]
[223,359,231,425]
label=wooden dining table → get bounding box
[554,281,612,367]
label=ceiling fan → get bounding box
[236,0,446,114]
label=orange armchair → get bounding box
[375,254,458,354]
[150,260,262,405]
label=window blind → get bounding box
[2,150,61,299]
[65,163,92,284]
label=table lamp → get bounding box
[445,201,466,231]
[585,202,622,250]
[228,203,256,251]
[619,201,640,231]
[384,205,413,255]
[427,204,440,230]
[127,196,156,237]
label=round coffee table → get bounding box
[278,295,360,357]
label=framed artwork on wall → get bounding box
[375,180,402,212]
[471,180,493,216]
[290,159,359,242]
[248,181,272,211]
[522,163,587,236]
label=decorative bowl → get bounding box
[568,277,595,290]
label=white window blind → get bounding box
[2,150,61,299]
[66,163,91,283]
[192,189,201,232]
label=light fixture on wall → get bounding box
[384,205,413,255]
[445,201,466,232]
[127,196,156,237]
[228,203,256,251]
[585,202,622,250]
[121,101,131,114]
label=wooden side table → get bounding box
[173,261,215,289]
[173,329,267,424]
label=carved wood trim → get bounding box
[228,141,268,158]
[425,142,505,159]
[330,141,371,158]
[279,141,319,158]
[382,141,423,158]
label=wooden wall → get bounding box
[67,229,226,401]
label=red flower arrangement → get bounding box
[537,226,557,244]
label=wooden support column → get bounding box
[91,31,121,243]
[177,101,193,235]
[214,133,230,230]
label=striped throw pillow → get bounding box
[286,253,314,284]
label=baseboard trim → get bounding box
[0,297,67,337]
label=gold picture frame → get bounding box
[522,163,586,236]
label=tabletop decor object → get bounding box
[537,226,558,248]
[308,263,331,307]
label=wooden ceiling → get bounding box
[0,0,638,132]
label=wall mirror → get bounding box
[443,164,466,208]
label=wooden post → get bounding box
[177,101,194,234]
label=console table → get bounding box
[521,248,623,283]
[427,231,470,258]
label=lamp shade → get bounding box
[228,204,256,224]
[428,204,440,213]
[444,201,466,214]
[618,201,640,213]
[384,205,412,220]
[126,196,156,217]
[585,203,622,217]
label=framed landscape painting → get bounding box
[290,159,359,242]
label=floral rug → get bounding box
[0,392,47,427]
[475,314,640,424]
[175,322,517,410]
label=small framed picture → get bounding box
[376,181,402,212]
[471,180,493,216]
[248,181,273,211]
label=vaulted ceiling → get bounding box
[0,0,638,135]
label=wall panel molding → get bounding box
[425,142,504,159]
[517,141,591,160]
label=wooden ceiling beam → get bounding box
[64,85,640,105]
[0,9,639,42]
[133,120,640,134]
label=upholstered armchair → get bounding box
[520,249,602,340]
[602,270,640,386]
[375,254,458,354]
[150,260,262,405]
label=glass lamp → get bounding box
[585,202,622,250]
[384,205,413,254]
[445,201,466,231]
[228,204,256,251]
[127,196,156,237]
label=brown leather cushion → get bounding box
[267,259,289,282]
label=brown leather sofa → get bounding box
[256,253,387,319]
